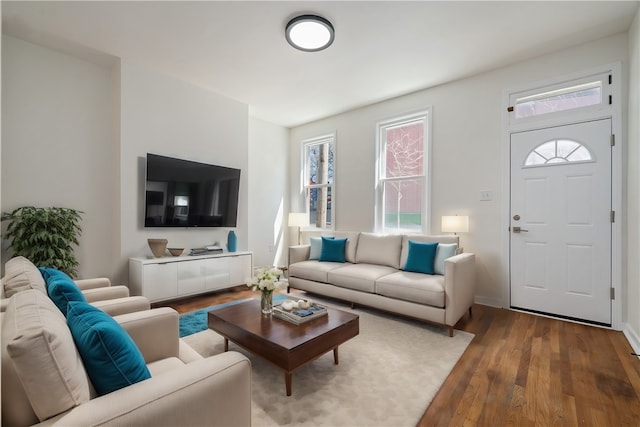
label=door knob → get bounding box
[512,226,529,233]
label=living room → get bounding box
[1,1,640,423]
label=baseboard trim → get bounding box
[474,295,503,308]
[623,323,640,358]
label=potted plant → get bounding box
[1,206,83,277]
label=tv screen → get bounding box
[144,153,240,227]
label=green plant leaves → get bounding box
[1,206,83,277]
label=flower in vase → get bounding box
[247,267,285,292]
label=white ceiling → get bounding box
[2,1,638,128]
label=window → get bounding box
[376,111,430,233]
[508,73,611,125]
[303,135,334,229]
[524,139,593,167]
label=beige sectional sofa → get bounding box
[288,231,476,336]
[1,256,252,426]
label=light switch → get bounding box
[480,190,492,201]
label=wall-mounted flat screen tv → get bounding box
[144,153,240,227]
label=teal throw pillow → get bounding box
[310,236,334,260]
[46,275,86,316]
[39,267,71,283]
[403,241,439,274]
[319,237,347,263]
[66,301,151,396]
[434,243,458,275]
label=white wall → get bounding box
[625,9,640,350]
[1,36,117,278]
[117,61,249,283]
[248,117,289,270]
[290,33,630,307]
[1,36,254,283]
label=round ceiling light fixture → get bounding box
[285,14,334,52]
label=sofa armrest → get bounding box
[74,277,111,290]
[91,296,150,316]
[50,352,252,427]
[443,253,476,328]
[289,245,311,265]
[82,285,130,302]
[114,308,179,363]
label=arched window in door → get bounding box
[524,139,593,167]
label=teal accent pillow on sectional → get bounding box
[403,240,439,274]
[434,243,458,275]
[66,301,151,396]
[45,273,86,316]
[319,237,347,263]
[39,267,72,283]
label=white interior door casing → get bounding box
[510,119,612,325]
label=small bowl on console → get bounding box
[168,248,185,256]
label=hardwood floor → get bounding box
[157,287,640,426]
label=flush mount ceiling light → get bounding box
[285,14,334,52]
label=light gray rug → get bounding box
[183,298,473,427]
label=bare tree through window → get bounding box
[378,113,428,233]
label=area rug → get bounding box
[182,296,474,426]
[178,298,252,337]
[179,295,288,337]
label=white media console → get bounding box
[129,251,252,303]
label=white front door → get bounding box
[510,119,612,325]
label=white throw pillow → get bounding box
[434,243,458,275]
[3,290,91,422]
[3,256,47,298]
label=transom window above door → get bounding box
[523,139,593,167]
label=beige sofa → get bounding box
[1,289,252,427]
[288,231,476,336]
[1,256,150,315]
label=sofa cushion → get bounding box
[376,271,446,307]
[310,236,334,260]
[3,256,47,298]
[319,237,347,263]
[39,267,72,282]
[326,231,360,263]
[66,301,151,396]
[355,232,402,269]
[289,260,345,283]
[434,243,458,275]
[403,241,438,274]
[328,264,398,293]
[400,234,459,269]
[2,290,91,425]
[47,274,87,316]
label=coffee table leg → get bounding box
[285,372,292,396]
[224,338,229,352]
[334,347,339,364]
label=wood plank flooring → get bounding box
[157,287,640,426]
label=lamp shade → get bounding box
[288,213,309,228]
[441,215,469,233]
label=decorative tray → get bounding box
[272,298,327,325]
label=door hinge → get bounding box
[609,95,612,105]
[611,287,615,300]
[609,74,612,84]
[507,106,514,112]
[611,134,615,147]
[611,210,615,223]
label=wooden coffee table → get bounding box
[208,299,359,396]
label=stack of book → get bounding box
[272,299,328,325]
[189,245,223,256]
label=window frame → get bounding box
[302,134,335,230]
[375,109,432,234]
[508,72,611,126]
